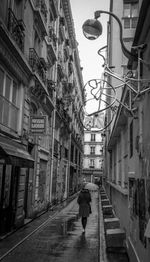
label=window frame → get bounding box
[91,133,96,142]
[123,2,138,29]
[90,146,95,155]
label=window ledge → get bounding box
[107,181,128,196]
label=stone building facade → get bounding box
[104,0,150,261]
[0,0,84,237]
[82,129,103,184]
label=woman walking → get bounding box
[77,184,92,233]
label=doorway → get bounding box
[0,164,19,236]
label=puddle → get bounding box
[57,214,79,236]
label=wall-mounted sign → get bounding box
[30,116,46,134]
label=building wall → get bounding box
[105,0,141,260]
[105,0,150,261]
[0,0,84,237]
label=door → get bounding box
[0,164,12,235]
[0,165,19,236]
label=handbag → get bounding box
[89,203,92,214]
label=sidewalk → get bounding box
[0,190,129,262]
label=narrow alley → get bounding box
[0,189,129,262]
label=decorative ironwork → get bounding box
[59,24,65,41]
[60,16,65,26]
[62,81,73,95]
[81,11,150,131]
[7,8,25,52]
[49,0,59,19]
[34,0,47,23]
[48,26,57,51]
[65,39,70,46]
[29,48,47,85]
[57,63,64,81]
[56,98,72,124]
[30,80,46,98]
[47,79,55,100]
[68,61,73,75]
[64,47,69,62]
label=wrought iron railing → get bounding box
[7,8,25,52]
[47,80,54,100]
[29,48,47,85]
[34,0,47,23]
[0,95,18,132]
[48,26,57,50]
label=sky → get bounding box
[70,0,110,84]
[70,0,110,117]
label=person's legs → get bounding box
[81,217,87,231]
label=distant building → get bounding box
[82,129,104,185]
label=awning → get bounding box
[0,136,34,168]
[123,0,139,3]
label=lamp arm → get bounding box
[94,10,137,60]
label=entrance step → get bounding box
[101,199,110,206]
[104,217,120,231]
[101,194,108,200]
[106,228,126,250]
[102,205,113,216]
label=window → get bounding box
[13,0,23,20]
[30,102,38,115]
[123,2,138,29]
[89,159,95,168]
[34,30,41,56]
[91,133,96,141]
[0,68,4,95]
[5,75,11,100]
[90,146,95,155]
[0,67,19,131]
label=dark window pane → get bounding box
[124,18,130,28]
[12,82,17,104]
[132,17,138,28]
[5,75,11,100]
[0,68,4,95]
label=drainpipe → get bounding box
[137,49,143,158]
[49,1,60,203]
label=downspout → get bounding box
[49,1,60,203]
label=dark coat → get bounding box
[77,188,91,217]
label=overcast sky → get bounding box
[70,0,110,85]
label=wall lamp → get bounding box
[82,10,137,60]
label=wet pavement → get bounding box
[0,190,129,262]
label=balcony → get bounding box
[46,28,57,67]
[47,79,55,100]
[0,95,19,132]
[57,63,64,81]
[59,25,65,41]
[56,98,64,116]
[7,8,25,52]
[68,61,73,76]
[64,46,69,62]
[29,48,47,85]
[56,98,72,126]
[33,0,47,36]
[49,0,59,19]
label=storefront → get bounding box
[0,136,34,236]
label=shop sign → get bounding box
[30,116,46,134]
